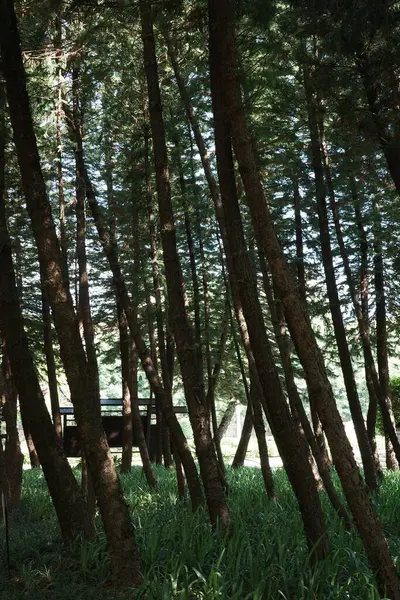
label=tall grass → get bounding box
[0,466,398,599]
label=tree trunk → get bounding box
[40,265,62,437]
[304,66,378,491]
[0,5,142,584]
[0,357,23,510]
[103,119,135,473]
[232,403,253,467]
[143,118,172,468]
[55,13,69,284]
[353,192,383,477]
[0,212,92,542]
[373,198,398,470]
[140,0,228,528]
[260,253,351,522]
[209,4,329,557]
[80,154,203,509]
[217,399,237,441]
[207,0,400,592]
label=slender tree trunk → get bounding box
[0,356,23,510]
[232,403,253,467]
[0,204,92,542]
[0,6,142,584]
[217,399,237,441]
[209,6,329,557]
[143,118,172,468]
[373,198,398,470]
[104,132,135,472]
[78,151,203,508]
[73,68,101,518]
[207,1,400,592]
[40,265,62,437]
[293,178,326,454]
[55,13,68,284]
[304,67,378,491]
[140,0,228,528]
[353,192,381,474]
[260,253,351,522]
[316,105,400,466]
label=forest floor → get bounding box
[1,466,399,600]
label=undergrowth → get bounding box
[0,466,399,599]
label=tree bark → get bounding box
[373,198,398,470]
[0,4,142,584]
[353,191,383,477]
[140,0,228,528]
[143,117,172,468]
[40,265,62,437]
[0,355,23,510]
[260,253,351,522]
[0,209,92,543]
[209,3,329,557]
[304,65,378,491]
[207,0,400,592]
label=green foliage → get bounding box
[2,467,399,599]
[375,377,400,436]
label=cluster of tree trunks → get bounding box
[0,0,399,596]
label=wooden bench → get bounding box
[60,398,188,458]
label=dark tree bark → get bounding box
[353,188,384,477]
[292,185,331,469]
[40,265,62,437]
[0,201,92,542]
[303,65,378,491]
[260,253,350,523]
[143,118,172,468]
[103,122,135,473]
[207,0,400,592]
[0,356,23,510]
[209,3,329,557]
[55,13,69,284]
[217,400,237,441]
[232,403,253,467]
[80,156,203,508]
[140,0,228,528]
[316,105,400,466]
[373,198,398,470]
[0,3,142,584]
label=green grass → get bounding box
[0,466,399,599]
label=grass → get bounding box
[0,466,399,599]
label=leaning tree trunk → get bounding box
[0,360,23,511]
[209,7,329,557]
[0,4,142,585]
[293,178,327,459]
[40,265,62,438]
[78,152,203,509]
[373,198,398,470]
[260,252,350,523]
[103,117,135,472]
[140,0,228,528]
[207,1,400,594]
[353,190,383,477]
[0,192,92,540]
[315,104,400,466]
[304,66,378,491]
[143,117,172,468]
